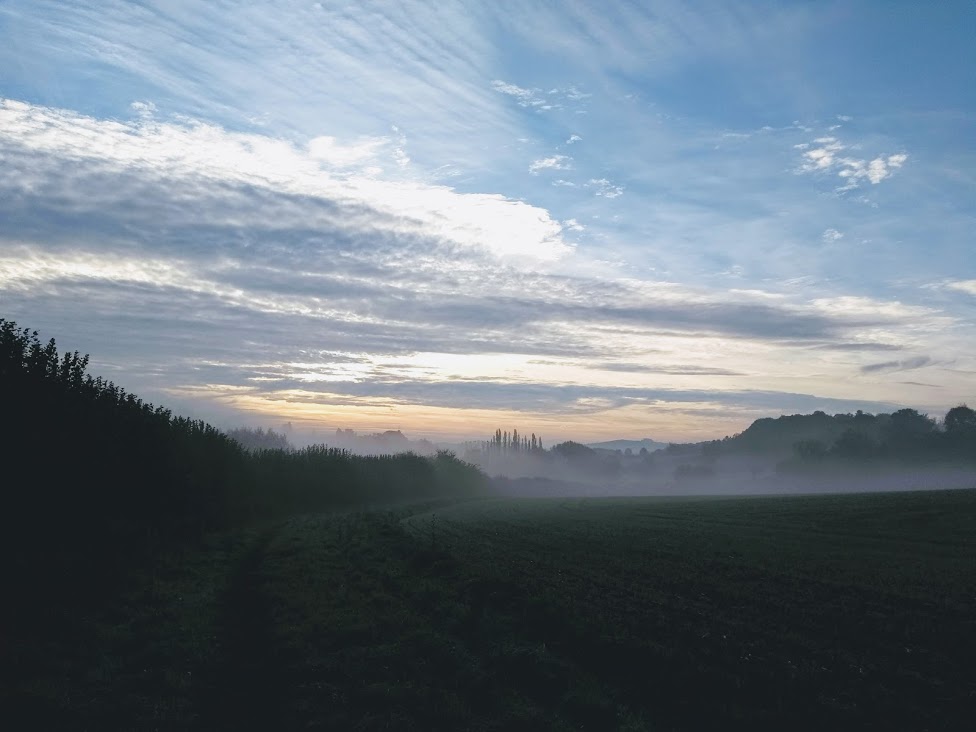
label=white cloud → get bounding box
[563,218,585,232]
[822,228,844,243]
[529,155,573,174]
[552,179,576,187]
[798,135,908,190]
[837,153,908,187]
[0,99,571,263]
[810,295,944,324]
[307,135,389,168]
[491,79,545,108]
[587,178,625,198]
[566,134,582,144]
[130,100,157,119]
[801,136,844,171]
[390,125,410,168]
[491,80,593,112]
[886,152,908,168]
[946,280,976,296]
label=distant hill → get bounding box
[586,438,667,453]
[698,407,974,462]
[702,411,887,456]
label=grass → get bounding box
[1,528,260,729]
[259,489,976,730]
[4,489,975,729]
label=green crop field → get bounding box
[255,489,976,731]
[9,489,976,730]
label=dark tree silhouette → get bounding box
[945,405,976,435]
[0,317,488,618]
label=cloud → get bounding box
[168,374,901,418]
[562,218,585,232]
[797,135,908,190]
[839,153,907,187]
[390,125,410,168]
[1,3,973,439]
[566,134,582,144]
[6,100,938,369]
[587,178,624,198]
[811,342,904,352]
[307,135,390,168]
[491,79,545,108]
[130,100,157,119]
[563,86,590,101]
[860,356,933,374]
[946,280,976,296]
[822,228,843,243]
[588,362,744,376]
[800,136,844,171]
[529,155,573,174]
[0,99,570,264]
[491,80,592,112]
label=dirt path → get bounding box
[197,529,282,731]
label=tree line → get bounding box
[0,318,487,605]
[697,408,976,465]
[482,428,545,454]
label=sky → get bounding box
[1,1,974,443]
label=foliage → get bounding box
[945,404,976,437]
[233,491,976,730]
[687,406,974,466]
[482,427,545,454]
[0,317,486,606]
[550,440,595,459]
[226,426,292,452]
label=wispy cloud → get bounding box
[1,103,947,381]
[491,80,546,108]
[562,86,591,101]
[588,362,744,376]
[861,356,933,374]
[529,155,573,174]
[562,218,585,232]
[587,178,624,198]
[492,79,592,112]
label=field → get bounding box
[6,489,976,730]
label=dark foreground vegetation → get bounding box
[6,491,975,730]
[3,317,975,729]
[0,317,485,563]
[0,319,484,724]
